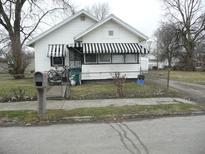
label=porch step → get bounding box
[47,85,67,99]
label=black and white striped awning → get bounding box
[47,44,68,57]
[82,43,149,54]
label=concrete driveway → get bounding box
[151,79,205,104]
[168,80,205,103]
[1,115,205,154]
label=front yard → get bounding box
[0,73,178,102]
[70,80,177,100]
[2,71,204,102]
[0,73,36,99]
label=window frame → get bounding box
[125,54,140,64]
[83,53,140,64]
[98,54,111,64]
[51,57,65,67]
[112,54,125,64]
[85,54,97,64]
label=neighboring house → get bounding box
[148,54,167,69]
[147,41,167,70]
[27,10,149,81]
[195,43,205,69]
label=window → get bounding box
[85,54,97,64]
[108,30,114,36]
[112,54,124,63]
[80,15,86,21]
[98,54,111,63]
[125,54,139,63]
[51,57,65,66]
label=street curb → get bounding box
[0,110,205,127]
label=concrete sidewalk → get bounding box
[0,97,195,111]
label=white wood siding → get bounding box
[34,16,97,72]
[140,57,149,71]
[80,20,148,80]
[81,64,141,80]
[79,20,141,43]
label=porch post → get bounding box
[84,54,86,64]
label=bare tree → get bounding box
[112,72,126,97]
[163,0,205,71]
[155,23,179,89]
[86,2,110,20]
[0,0,74,79]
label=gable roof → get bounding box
[74,14,149,41]
[27,10,99,46]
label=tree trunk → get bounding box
[10,34,25,79]
[167,67,170,90]
[167,57,172,90]
[183,35,195,71]
[184,53,195,71]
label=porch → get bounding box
[47,43,149,82]
[81,43,149,80]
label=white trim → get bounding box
[27,10,99,46]
[74,14,149,41]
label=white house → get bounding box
[27,10,149,81]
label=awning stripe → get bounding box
[111,43,116,53]
[118,43,124,53]
[130,43,136,53]
[132,43,139,53]
[140,45,143,54]
[115,43,120,53]
[81,43,149,54]
[120,43,125,53]
[124,43,129,53]
[47,44,67,57]
[130,44,135,53]
[127,44,131,53]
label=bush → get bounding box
[112,72,126,97]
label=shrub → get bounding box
[112,72,126,97]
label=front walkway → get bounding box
[0,97,195,111]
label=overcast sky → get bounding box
[73,0,164,38]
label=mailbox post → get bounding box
[34,72,47,116]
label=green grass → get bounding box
[70,80,177,100]
[0,73,36,97]
[0,73,177,100]
[0,103,203,124]
[149,70,205,84]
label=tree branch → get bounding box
[21,7,63,45]
[0,0,13,33]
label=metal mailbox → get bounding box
[34,72,47,88]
